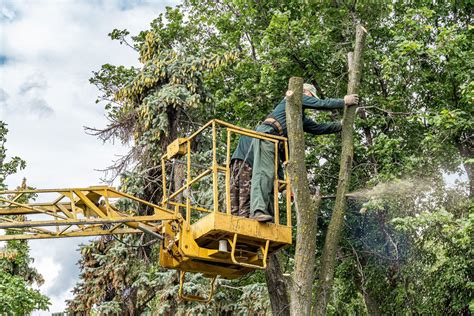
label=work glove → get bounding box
[344,94,359,106]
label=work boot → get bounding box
[239,211,250,218]
[252,211,273,223]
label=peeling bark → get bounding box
[285,77,320,316]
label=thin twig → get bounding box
[358,106,417,116]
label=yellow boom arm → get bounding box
[0,186,178,241]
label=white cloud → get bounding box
[0,88,8,106]
[1,0,179,313]
[31,255,61,292]
[0,5,17,22]
[30,238,91,315]
[3,71,54,117]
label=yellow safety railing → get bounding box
[179,271,217,303]
[160,119,291,228]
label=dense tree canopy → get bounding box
[68,1,472,314]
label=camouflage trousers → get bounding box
[230,159,252,217]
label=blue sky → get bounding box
[0,0,178,313]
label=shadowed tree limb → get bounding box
[265,253,290,316]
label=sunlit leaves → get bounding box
[0,122,26,190]
[0,274,50,314]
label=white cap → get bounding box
[303,83,318,98]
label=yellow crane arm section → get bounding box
[0,186,179,241]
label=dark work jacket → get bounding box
[231,95,345,168]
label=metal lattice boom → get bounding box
[0,186,178,241]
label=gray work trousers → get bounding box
[250,125,275,216]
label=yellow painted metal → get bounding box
[186,139,192,226]
[273,141,279,225]
[212,121,218,213]
[225,129,232,215]
[228,233,270,269]
[191,212,291,245]
[168,201,211,214]
[158,211,291,280]
[179,271,217,303]
[216,120,287,141]
[0,119,293,300]
[284,140,292,227]
[0,227,156,241]
[0,187,176,241]
[187,120,214,141]
[163,169,212,203]
[161,154,168,204]
[167,138,187,158]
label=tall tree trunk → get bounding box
[314,24,367,316]
[363,290,381,316]
[352,246,381,316]
[265,253,290,316]
[285,77,320,316]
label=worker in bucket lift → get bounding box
[230,83,359,222]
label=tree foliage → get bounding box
[0,122,25,191]
[0,122,50,314]
[69,0,472,314]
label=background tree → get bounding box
[0,122,50,314]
